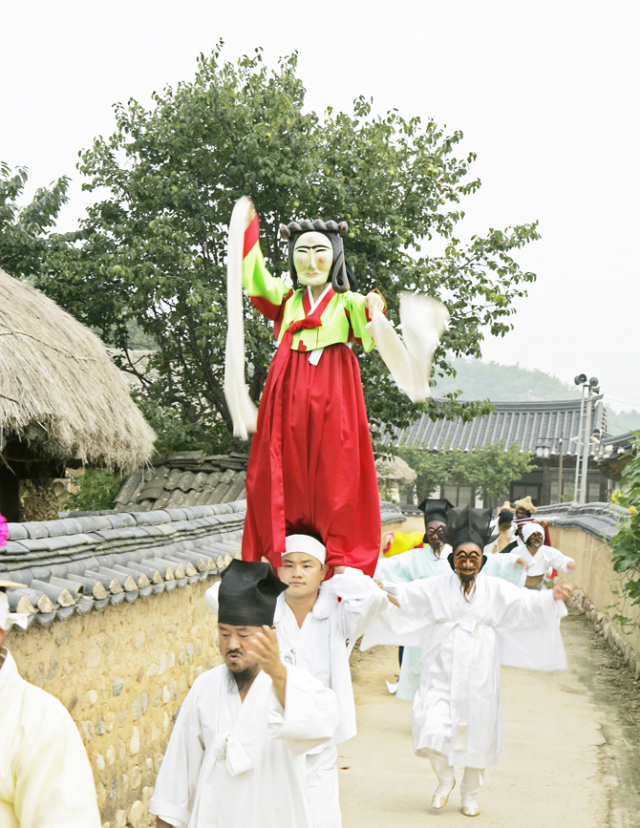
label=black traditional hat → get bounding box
[218,559,288,627]
[418,498,454,526]
[498,509,514,527]
[445,506,493,572]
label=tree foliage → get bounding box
[609,434,640,616]
[0,163,69,280]
[35,46,540,450]
[398,441,535,503]
[65,468,122,512]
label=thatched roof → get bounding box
[376,454,417,485]
[0,267,155,472]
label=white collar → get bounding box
[275,581,339,626]
[306,284,332,315]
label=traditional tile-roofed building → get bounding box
[115,451,248,513]
[389,397,606,454]
[595,431,636,482]
[384,397,610,507]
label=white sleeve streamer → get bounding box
[224,196,259,440]
[365,292,449,403]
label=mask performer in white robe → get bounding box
[0,579,101,828]
[375,501,529,701]
[361,506,576,818]
[206,534,389,828]
[515,522,576,590]
[374,499,453,700]
[151,559,340,828]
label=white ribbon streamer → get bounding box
[224,196,259,440]
[366,292,449,403]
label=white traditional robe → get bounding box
[510,545,574,578]
[0,649,101,828]
[149,663,340,828]
[274,568,388,828]
[205,569,387,828]
[375,544,451,700]
[361,571,567,769]
[375,550,526,699]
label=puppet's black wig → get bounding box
[279,219,357,293]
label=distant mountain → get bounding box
[432,359,640,436]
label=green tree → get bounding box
[65,468,122,512]
[398,441,534,503]
[0,163,69,279]
[36,46,540,450]
[609,434,640,619]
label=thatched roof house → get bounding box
[0,266,155,519]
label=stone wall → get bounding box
[7,575,222,828]
[548,523,640,661]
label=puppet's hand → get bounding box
[553,581,576,601]
[364,292,385,314]
[567,561,576,571]
[514,557,530,570]
[245,199,257,230]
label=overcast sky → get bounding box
[3,0,639,412]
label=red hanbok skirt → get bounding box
[242,343,381,577]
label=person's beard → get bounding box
[226,661,259,694]
[458,571,477,601]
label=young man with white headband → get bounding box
[0,580,101,828]
[515,522,576,590]
[206,534,388,828]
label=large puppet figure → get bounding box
[237,202,385,576]
[225,198,448,577]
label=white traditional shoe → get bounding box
[461,800,480,817]
[431,779,455,809]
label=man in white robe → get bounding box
[0,581,101,828]
[514,522,576,590]
[362,507,575,817]
[376,502,528,700]
[151,559,340,828]
[206,534,388,828]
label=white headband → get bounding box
[284,534,327,564]
[0,592,28,633]
[522,522,545,543]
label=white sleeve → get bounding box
[267,666,340,756]
[360,578,441,651]
[14,695,101,828]
[493,580,568,671]
[149,682,206,828]
[332,568,389,652]
[546,547,575,573]
[374,550,419,583]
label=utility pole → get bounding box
[579,377,600,504]
[558,434,564,501]
[573,375,587,502]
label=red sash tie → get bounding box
[264,288,335,562]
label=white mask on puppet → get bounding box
[0,592,28,633]
[293,231,334,288]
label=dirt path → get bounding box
[338,610,640,828]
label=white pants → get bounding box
[426,749,484,804]
[305,746,342,828]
